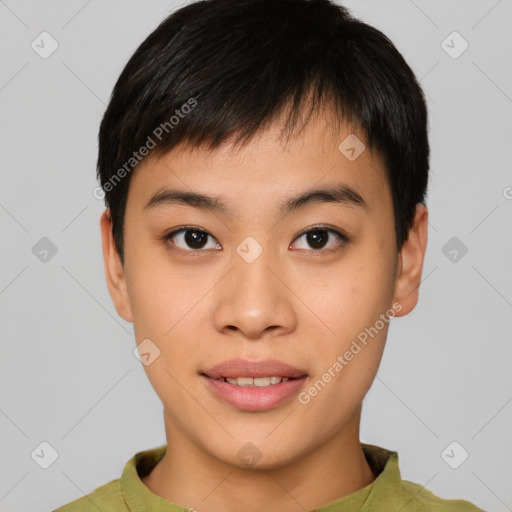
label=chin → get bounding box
[204,435,306,471]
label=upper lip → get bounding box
[202,358,308,379]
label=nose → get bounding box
[212,240,297,341]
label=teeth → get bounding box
[223,376,290,387]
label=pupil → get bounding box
[307,229,328,249]
[185,230,207,249]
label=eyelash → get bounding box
[161,225,349,254]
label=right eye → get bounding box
[163,227,222,252]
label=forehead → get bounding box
[126,114,390,218]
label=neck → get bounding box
[142,408,375,512]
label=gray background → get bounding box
[1,1,511,510]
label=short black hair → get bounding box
[98,0,429,264]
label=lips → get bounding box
[200,359,308,412]
[202,358,307,379]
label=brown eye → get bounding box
[305,229,329,249]
[291,227,347,251]
[164,228,221,251]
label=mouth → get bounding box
[200,359,308,412]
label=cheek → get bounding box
[298,313,390,424]
[127,266,205,404]
[125,243,200,337]
[295,239,396,402]
[126,258,213,391]
[299,251,395,342]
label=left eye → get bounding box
[291,228,346,251]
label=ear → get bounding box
[392,203,428,316]
[100,210,133,323]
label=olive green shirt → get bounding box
[54,443,482,511]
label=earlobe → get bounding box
[392,203,428,317]
[99,210,133,323]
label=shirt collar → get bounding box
[121,443,400,511]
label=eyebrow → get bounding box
[144,183,367,216]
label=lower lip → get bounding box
[202,375,308,412]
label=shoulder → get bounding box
[52,478,124,512]
[395,479,484,511]
[52,445,166,512]
[361,444,483,512]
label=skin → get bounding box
[100,110,428,512]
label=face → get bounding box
[101,112,427,470]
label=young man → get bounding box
[55,0,482,510]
